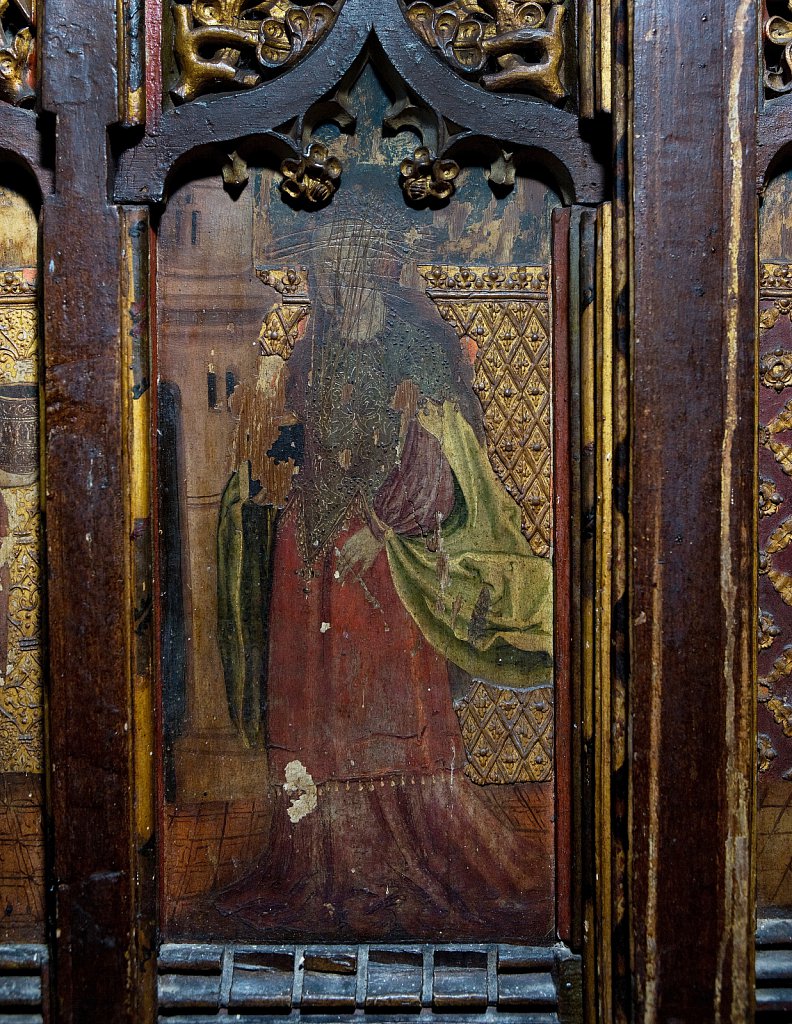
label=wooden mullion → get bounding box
[630,1,758,1019]
[120,205,157,1022]
[578,207,597,1024]
[41,3,139,1021]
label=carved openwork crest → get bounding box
[0,0,34,106]
[171,0,346,102]
[765,0,792,94]
[402,0,568,103]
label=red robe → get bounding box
[216,420,555,941]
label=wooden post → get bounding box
[630,2,758,1020]
[41,3,141,1020]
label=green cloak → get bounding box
[382,400,553,688]
[217,402,553,743]
[217,462,277,747]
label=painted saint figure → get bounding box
[214,194,556,941]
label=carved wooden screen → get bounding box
[0,1,767,1022]
[112,1,614,1020]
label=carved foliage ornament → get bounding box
[761,475,785,517]
[403,0,567,103]
[760,264,792,333]
[171,0,345,103]
[765,0,792,94]
[759,608,782,651]
[761,348,792,392]
[279,141,342,205]
[759,733,778,773]
[761,262,792,291]
[0,0,34,106]
[399,146,460,203]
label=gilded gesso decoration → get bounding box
[765,1,792,95]
[0,0,34,105]
[171,0,345,102]
[0,266,41,774]
[403,0,567,103]
[758,260,792,781]
[279,142,342,206]
[419,264,553,557]
[254,266,310,359]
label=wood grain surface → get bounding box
[631,1,758,1020]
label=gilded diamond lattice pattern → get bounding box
[0,483,42,773]
[419,265,552,557]
[0,266,41,775]
[455,681,553,785]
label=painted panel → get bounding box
[156,66,565,944]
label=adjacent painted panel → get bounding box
[0,178,43,943]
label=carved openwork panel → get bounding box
[0,1,34,106]
[170,0,347,103]
[402,0,570,103]
[160,0,590,114]
[765,0,792,97]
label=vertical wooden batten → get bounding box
[41,2,138,1021]
[630,2,758,1021]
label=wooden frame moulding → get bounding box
[111,5,615,1024]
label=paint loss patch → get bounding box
[284,760,317,822]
